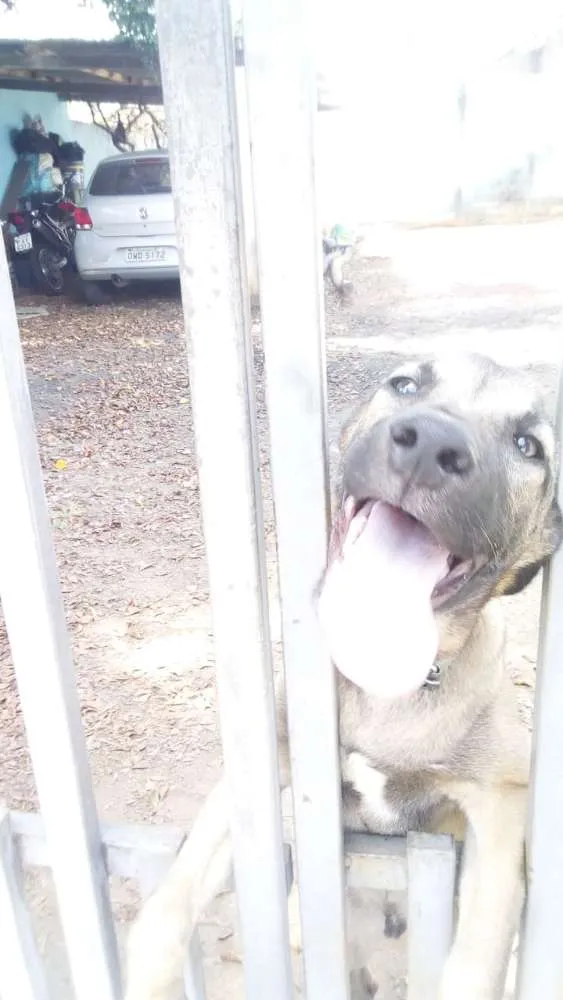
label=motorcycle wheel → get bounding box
[328,254,353,297]
[30,244,66,296]
[328,254,345,290]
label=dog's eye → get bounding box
[389,375,418,396]
[514,433,544,460]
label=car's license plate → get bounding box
[126,247,167,263]
[14,233,32,253]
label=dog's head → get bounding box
[319,352,562,696]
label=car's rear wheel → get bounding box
[81,279,112,305]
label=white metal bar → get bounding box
[517,364,563,1000]
[241,2,350,998]
[154,3,293,999]
[0,242,121,999]
[183,933,207,1000]
[407,832,456,1000]
[0,808,51,1000]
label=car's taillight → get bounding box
[72,207,93,230]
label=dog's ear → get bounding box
[496,501,563,597]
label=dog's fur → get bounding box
[125,352,562,1000]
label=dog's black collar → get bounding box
[424,663,441,689]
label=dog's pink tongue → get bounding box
[318,502,449,698]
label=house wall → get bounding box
[458,49,563,207]
[66,119,117,185]
[314,37,563,229]
[0,89,115,205]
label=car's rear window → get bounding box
[90,158,172,197]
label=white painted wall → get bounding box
[312,14,563,229]
[234,66,259,302]
[66,119,117,185]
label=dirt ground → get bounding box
[1,219,562,997]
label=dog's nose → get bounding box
[389,411,474,488]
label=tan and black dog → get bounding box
[125,352,562,1000]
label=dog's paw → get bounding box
[383,901,407,939]
[439,984,495,1000]
[438,960,496,1000]
[350,966,379,999]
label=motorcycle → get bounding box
[323,224,354,295]
[6,191,83,295]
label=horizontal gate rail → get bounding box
[10,807,452,893]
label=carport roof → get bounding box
[0,37,339,109]
[0,38,162,104]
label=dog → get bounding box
[125,351,562,1000]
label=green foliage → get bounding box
[0,0,158,54]
[101,0,157,56]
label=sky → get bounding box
[314,0,563,100]
[0,0,114,40]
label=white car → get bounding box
[74,150,178,303]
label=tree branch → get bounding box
[86,100,166,152]
[87,101,113,136]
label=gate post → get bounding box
[155,1,293,998]
[517,365,563,999]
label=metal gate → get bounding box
[1,0,563,998]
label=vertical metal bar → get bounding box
[517,365,563,1000]
[241,3,350,998]
[155,3,293,1000]
[0,808,51,1000]
[183,932,207,1000]
[407,832,456,1000]
[0,242,120,999]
